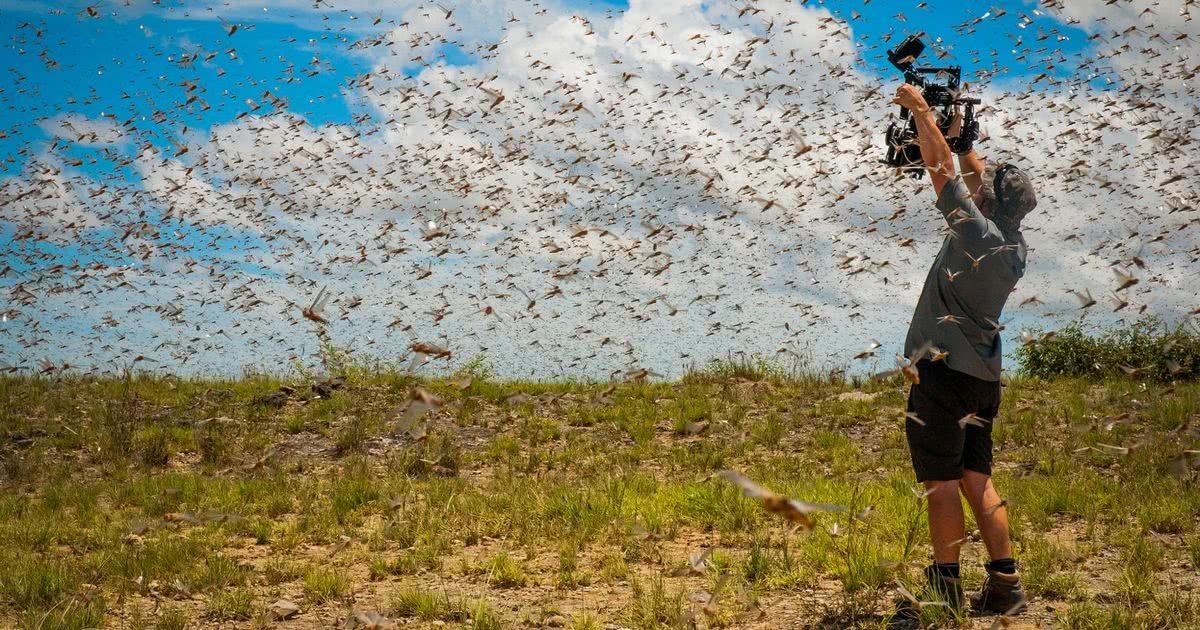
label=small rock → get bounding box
[544,614,567,627]
[254,390,291,408]
[269,599,301,620]
[503,392,534,405]
[345,609,391,629]
[312,376,346,398]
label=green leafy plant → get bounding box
[1015,315,1199,381]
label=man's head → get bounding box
[982,163,1037,230]
[988,163,1036,229]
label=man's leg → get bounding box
[959,470,1011,562]
[925,479,966,563]
[900,363,970,618]
[915,478,967,613]
[961,468,1026,614]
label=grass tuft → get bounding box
[302,567,349,604]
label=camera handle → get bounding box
[948,99,979,155]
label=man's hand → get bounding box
[892,84,930,113]
[946,104,979,155]
[947,106,964,140]
[893,84,955,195]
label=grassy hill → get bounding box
[1,364,1198,629]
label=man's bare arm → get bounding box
[913,109,955,196]
[957,150,986,200]
[893,84,954,196]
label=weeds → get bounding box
[333,414,370,455]
[829,487,889,593]
[206,587,255,621]
[154,606,190,630]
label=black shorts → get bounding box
[904,359,1001,482]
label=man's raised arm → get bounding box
[892,83,955,197]
[957,149,987,200]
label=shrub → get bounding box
[136,425,173,467]
[1015,316,1200,382]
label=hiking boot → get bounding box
[890,565,964,626]
[972,568,1028,615]
[888,600,919,630]
[924,564,964,611]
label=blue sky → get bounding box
[2,9,369,178]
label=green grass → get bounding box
[0,369,1198,627]
[387,587,502,629]
[302,567,349,604]
[154,606,190,630]
[477,550,528,588]
[391,587,453,620]
[206,587,255,621]
[626,574,688,629]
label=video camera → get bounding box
[883,35,981,176]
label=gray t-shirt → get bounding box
[903,177,1027,382]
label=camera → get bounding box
[883,35,981,176]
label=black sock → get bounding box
[933,562,960,579]
[986,558,1017,574]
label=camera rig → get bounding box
[883,35,981,176]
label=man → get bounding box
[891,82,1037,618]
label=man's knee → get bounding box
[924,479,961,500]
[958,469,993,501]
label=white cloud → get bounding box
[0,158,108,241]
[134,145,264,230]
[37,114,128,146]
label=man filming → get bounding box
[891,82,1038,619]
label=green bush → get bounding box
[1015,316,1200,381]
